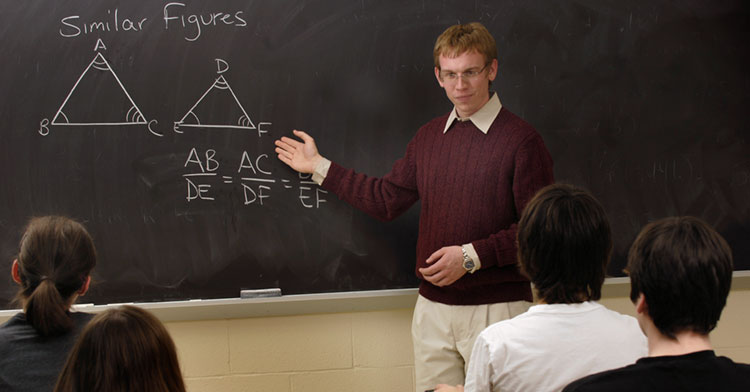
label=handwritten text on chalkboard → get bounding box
[59,2,248,41]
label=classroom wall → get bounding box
[167,282,750,392]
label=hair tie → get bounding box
[40,276,52,282]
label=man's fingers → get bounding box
[273,141,291,153]
[277,137,302,150]
[433,272,451,286]
[421,267,446,283]
[421,253,446,275]
[425,248,446,264]
[422,273,438,285]
[419,266,437,277]
[277,154,292,166]
[274,147,290,159]
[419,263,439,276]
[293,129,313,143]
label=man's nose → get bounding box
[456,75,467,89]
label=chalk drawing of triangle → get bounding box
[177,75,256,129]
[51,52,146,125]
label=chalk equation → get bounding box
[183,147,328,209]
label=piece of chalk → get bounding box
[240,288,282,298]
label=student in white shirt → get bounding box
[435,184,647,392]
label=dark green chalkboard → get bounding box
[1,0,748,307]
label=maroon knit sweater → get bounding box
[322,108,554,305]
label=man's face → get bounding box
[435,50,497,118]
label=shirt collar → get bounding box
[443,92,503,134]
[525,301,602,314]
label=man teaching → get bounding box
[275,22,554,391]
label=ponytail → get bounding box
[24,279,75,336]
[14,216,97,337]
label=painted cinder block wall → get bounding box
[1,281,746,391]
[168,282,750,392]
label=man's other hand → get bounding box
[419,246,467,287]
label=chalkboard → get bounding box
[1,0,748,308]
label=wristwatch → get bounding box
[461,246,476,273]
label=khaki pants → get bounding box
[411,295,531,392]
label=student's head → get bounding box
[12,216,96,336]
[433,22,498,118]
[627,216,733,339]
[517,184,612,304]
[54,305,186,392]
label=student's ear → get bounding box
[11,259,22,285]
[635,293,648,316]
[78,275,91,296]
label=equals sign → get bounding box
[222,176,233,184]
[281,179,293,189]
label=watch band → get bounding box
[461,246,476,273]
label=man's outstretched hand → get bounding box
[275,129,323,174]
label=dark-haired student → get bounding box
[564,216,750,391]
[54,305,186,392]
[0,216,96,392]
[436,184,647,392]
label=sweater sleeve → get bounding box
[320,136,420,222]
[471,133,555,268]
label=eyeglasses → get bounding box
[439,63,490,83]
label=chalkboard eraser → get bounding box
[240,288,282,298]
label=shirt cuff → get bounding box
[311,158,331,185]
[463,243,481,272]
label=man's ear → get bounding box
[635,293,648,316]
[435,66,445,88]
[487,58,498,82]
[78,275,91,296]
[11,259,22,285]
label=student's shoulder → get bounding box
[478,310,536,341]
[0,312,27,331]
[562,363,641,392]
[70,311,95,328]
[599,304,640,323]
[596,306,646,343]
[70,311,94,320]
[0,313,28,350]
[717,355,750,376]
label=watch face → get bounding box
[464,259,475,270]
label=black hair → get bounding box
[517,183,612,303]
[627,216,733,338]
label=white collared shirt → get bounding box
[464,302,648,392]
[443,92,503,134]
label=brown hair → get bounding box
[14,216,97,336]
[627,216,733,338]
[517,184,612,303]
[433,22,498,68]
[54,305,186,392]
